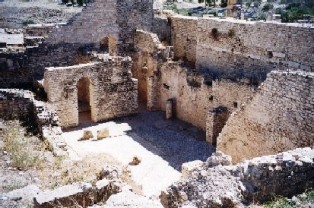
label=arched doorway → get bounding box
[77,77,92,124]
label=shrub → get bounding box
[3,123,44,170]
[262,3,274,12]
[228,29,235,38]
[211,28,219,40]
[22,19,35,26]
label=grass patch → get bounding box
[3,122,44,170]
[264,197,296,208]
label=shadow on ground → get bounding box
[113,111,215,171]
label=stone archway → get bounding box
[77,77,93,125]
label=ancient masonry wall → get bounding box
[133,30,167,105]
[133,30,255,133]
[0,52,31,88]
[158,63,255,131]
[152,16,171,45]
[162,148,314,207]
[217,71,314,163]
[171,17,314,78]
[171,17,198,67]
[44,57,138,128]
[0,89,66,155]
[28,0,153,79]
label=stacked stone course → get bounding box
[161,148,314,207]
[171,16,314,77]
[0,89,66,155]
[44,56,138,128]
[217,71,314,162]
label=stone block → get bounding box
[81,130,93,140]
[97,128,109,140]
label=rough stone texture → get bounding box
[161,148,314,207]
[0,52,31,88]
[133,29,168,105]
[43,57,138,128]
[34,180,121,208]
[166,99,173,119]
[133,30,255,132]
[206,106,230,145]
[0,89,67,156]
[171,17,198,67]
[171,17,314,75]
[28,0,154,79]
[218,71,314,163]
[97,128,109,140]
[152,16,171,44]
[82,130,94,140]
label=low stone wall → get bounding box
[0,89,66,155]
[217,71,314,163]
[34,179,121,208]
[161,148,314,207]
[44,57,138,128]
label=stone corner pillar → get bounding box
[166,98,173,120]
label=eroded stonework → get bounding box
[44,57,138,128]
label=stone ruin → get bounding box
[0,0,313,206]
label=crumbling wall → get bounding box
[171,17,314,78]
[217,71,314,163]
[28,0,153,79]
[133,30,255,132]
[152,16,171,45]
[0,89,59,132]
[133,30,166,105]
[157,63,255,131]
[171,17,197,67]
[0,52,31,88]
[161,148,314,207]
[44,57,138,128]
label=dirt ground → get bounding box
[0,110,214,206]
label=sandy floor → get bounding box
[62,111,215,197]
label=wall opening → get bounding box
[77,77,92,124]
[99,36,117,56]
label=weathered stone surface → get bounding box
[161,148,314,207]
[181,160,203,179]
[217,71,314,163]
[34,180,121,208]
[97,128,109,140]
[129,156,141,166]
[82,130,93,140]
[28,0,154,79]
[43,58,138,128]
[171,16,314,73]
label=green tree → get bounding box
[262,3,274,11]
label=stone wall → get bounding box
[0,52,31,88]
[28,0,153,79]
[133,30,255,134]
[171,16,314,78]
[158,63,255,131]
[217,71,314,163]
[133,30,167,105]
[44,57,138,128]
[171,17,198,67]
[152,16,171,45]
[161,148,314,207]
